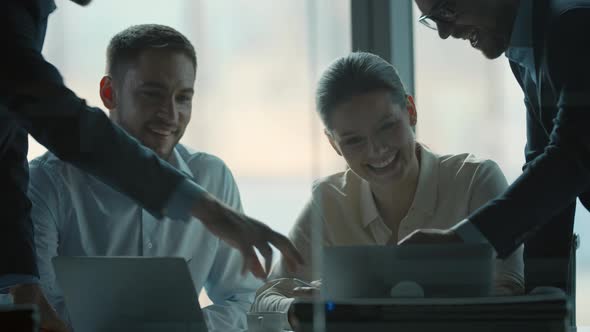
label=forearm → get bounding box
[251,279,301,313]
[250,294,293,331]
[469,139,589,258]
[251,278,308,331]
[493,245,525,296]
[201,303,247,332]
[189,188,227,224]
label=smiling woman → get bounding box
[251,53,525,328]
[327,90,417,186]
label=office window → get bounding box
[412,3,590,325]
[33,0,350,307]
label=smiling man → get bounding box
[415,0,520,59]
[28,24,261,331]
[404,0,590,294]
[100,29,195,161]
[252,53,523,331]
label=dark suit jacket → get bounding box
[0,0,189,277]
[469,0,590,290]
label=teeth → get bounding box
[370,153,396,169]
[149,127,174,136]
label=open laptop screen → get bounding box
[322,244,494,300]
[53,256,208,332]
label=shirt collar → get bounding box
[505,0,533,60]
[359,143,439,228]
[360,178,379,227]
[169,146,194,178]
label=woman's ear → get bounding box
[325,128,342,156]
[406,95,417,126]
[99,76,117,110]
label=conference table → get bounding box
[284,291,572,332]
[0,291,573,332]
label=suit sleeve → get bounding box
[517,62,576,291]
[469,10,590,259]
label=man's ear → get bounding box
[325,128,342,156]
[406,95,417,126]
[99,76,117,110]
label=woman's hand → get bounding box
[292,280,322,299]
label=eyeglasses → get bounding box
[418,1,457,30]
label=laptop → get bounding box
[53,256,208,332]
[322,244,495,300]
[292,244,558,332]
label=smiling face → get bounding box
[100,48,196,161]
[327,90,418,186]
[415,0,520,59]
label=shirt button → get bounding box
[147,242,153,249]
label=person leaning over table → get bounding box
[404,0,590,294]
[0,1,302,331]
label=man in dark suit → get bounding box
[0,1,302,330]
[404,0,590,294]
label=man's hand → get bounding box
[10,284,69,332]
[398,228,463,245]
[192,192,304,280]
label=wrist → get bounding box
[190,190,219,225]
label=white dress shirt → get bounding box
[29,144,262,332]
[252,145,524,328]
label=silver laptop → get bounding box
[53,256,208,332]
[322,244,495,300]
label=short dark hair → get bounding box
[106,24,197,81]
[316,52,407,129]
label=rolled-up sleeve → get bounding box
[200,159,262,331]
[251,198,322,328]
[467,160,524,295]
